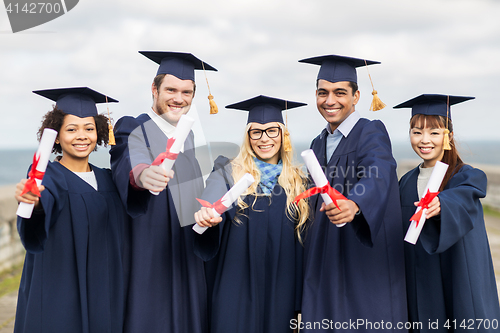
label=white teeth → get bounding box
[420,147,432,152]
[260,145,272,149]
[74,145,88,148]
[325,108,340,114]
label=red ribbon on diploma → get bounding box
[196,198,227,215]
[21,153,45,197]
[294,184,347,210]
[152,138,179,166]
[410,190,440,226]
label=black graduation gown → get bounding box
[110,113,208,333]
[14,161,126,333]
[194,156,303,333]
[301,119,408,332]
[400,164,500,332]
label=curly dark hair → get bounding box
[37,106,110,154]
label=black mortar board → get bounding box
[33,87,118,118]
[225,95,306,124]
[139,51,217,81]
[393,94,474,119]
[299,54,380,84]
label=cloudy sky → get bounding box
[1,0,499,152]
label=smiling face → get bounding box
[248,122,282,164]
[152,74,195,126]
[410,117,447,168]
[56,114,97,169]
[316,79,360,132]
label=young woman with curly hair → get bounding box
[14,87,127,333]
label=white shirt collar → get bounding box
[325,110,361,137]
[147,108,184,152]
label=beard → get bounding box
[154,98,167,116]
[153,99,190,126]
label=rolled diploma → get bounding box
[16,128,58,219]
[150,115,195,195]
[193,173,255,234]
[404,160,449,244]
[301,149,346,227]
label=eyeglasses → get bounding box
[248,126,281,140]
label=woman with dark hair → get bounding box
[395,94,500,332]
[14,87,127,333]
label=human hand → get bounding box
[320,199,359,225]
[15,179,45,209]
[138,166,174,192]
[194,206,223,228]
[416,196,441,219]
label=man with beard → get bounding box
[110,51,216,333]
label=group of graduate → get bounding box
[13,51,500,333]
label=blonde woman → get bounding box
[194,96,309,333]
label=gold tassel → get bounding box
[443,129,451,150]
[284,129,292,152]
[108,123,116,145]
[283,100,292,152]
[370,90,386,111]
[208,94,218,114]
[364,59,385,111]
[105,95,115,145]
[201,61,218,115]
[443,96,451,150]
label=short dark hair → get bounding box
[152,74,196,99]
[348,81,358,94]
[316,80,358,96]
[37,106,109,154]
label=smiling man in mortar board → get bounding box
[298,55,407,331]
[110,51,216,333]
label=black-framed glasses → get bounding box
[248,126,281,140]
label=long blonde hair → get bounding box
[230,122,309,241]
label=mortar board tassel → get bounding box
[106,96,116,145]
[202,61,218,114]
[365,60,386,111]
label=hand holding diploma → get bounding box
[194,206,223,228]
[16,128,58,218]
[404,161,448,244]
[15,179,45,208]
[138,166,174,192]
[193,173,255,234]
[294,149,349,227]
[320,199,360,226]
[149,114,195,195]
[420,195,440,219]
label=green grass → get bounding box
[0,264,23,298]
[484,205,500,219]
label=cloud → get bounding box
[1,0,500,152]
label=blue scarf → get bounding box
[254,157,283,195]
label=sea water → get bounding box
[1,140,498,186]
